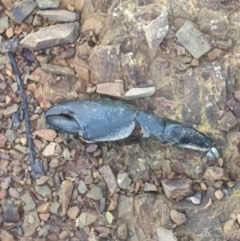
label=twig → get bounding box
[8,51,43,176]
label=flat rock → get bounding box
[89,45,122,84]
[117,173,131,190]
[203,167,228,181]
[86,186,103,200]
[96,82,125,99]
[34,129,57,142]
[41,64,75,76]
[36,0,60,9]
[144,182,158,192]
[78,180,88,195]
[21,191,36,212]
[155,227,177,241]
[5,130,16,142]
[125,87,155,100]
[0,16,9,34]
[42,142,62,157]
[143,6,169,48]
[77,212,98,228]
[22,211,40,237]
[176,21,211,59]
[20,22,79,50]
[10,0,37,23]
[3,104,18,117]
[35,185,51,198]
[161,179,193,200]
[99,165,119,194]
[50,202,60,214]
[170,210,187,225]
[37,10,77,23]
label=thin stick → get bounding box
[7,52,38,173]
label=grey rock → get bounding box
[176,21,211,59]
[22,211,40,237]
[36,0,60,9]
[50,202,60,214]
[0,16,9,34]
[14,144,29,154]
[11,0,37,24]
[32,15,42,26]
[125,87,155,100]
[3,104,18,117]
[117,223,128,240]
[35,185,51,198]
[144,182,158,192]
[118,195,134,221]
[5,130,16,142]
[37,10,77,23]
[77,212,98,228]
[117,173,131,190]
[20,22,79,50]
[155,227,177,241]
[41,63,75,76]
[78,180,88,195]
[21,192,36,212]
[0,54,9,66]
[143,6,169,48]
[38,225,50,237]
[86,186,103,200]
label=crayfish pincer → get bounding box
[44,99,219,159]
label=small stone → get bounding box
[218,111,238,132]
[14,144,29,154]
[36,0,60,9]
[176,21,211,59]
[86,86,96,94]
[186,192,202,205]
[77,180,88,195]
[0,134,7,147]
[0,16,9,34]
[41,63,75,76]
[10,0,37,23]
[32,15,42,26]
[125,87,155,100]
[59,180,73,216]
[200,182,207,191]
[86,144,98,153]
[6,27,14,38]
[34,129,57,142]
[21,192,36,212]
[208,48,223,60]
[20,22,79,50]
[37,10,77,23]
[36,176,49,185]
[191,58,199,67]
[42,142,62,157]
[226,181,235,188]
[86,186,103,200]
[0,231,15,241]
[38,225,50,237]
[3,104,18,117]
[170,210,187,225]
[161,179,193,200]
[96,82,125,99]
[39,213,50,221]
[37,202,51,214]
[99,165,119,194]
[22,211,40,237]
[77,212,98,228]
[49,158,59,168]
[203,167,228,181]
[117,173,131,190]
[214,180,223,188]
[143,6,169,48]
[50,202,60,214]
[35,185,51,198]
[218,158,224,167]
[144,182,158,192]
[214,190,224,200]
[67,206,80,219]
[117,223,127,240]
[9,187,20,199]
[59,230,70,240]
[155,227,177,241]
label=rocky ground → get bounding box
[0,0,240,240]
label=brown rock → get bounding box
[0,231,15,241]
[41,63,75,76]
[208,48,223,60]
[117,223,128,240]
[59,180,73,216]
[89,45,122,84]
[0,134,7,147]
[37,202,51,214]
[42,142,62,157]
[203,167,228,181]
[67,206,80,219]
[20,22,79,50]
[161,179,193,200]
[34,129,57,142]
[96,82,125,99]
[99,165,119,194]
[214,190,224,200]
[39,213,50,221]
[170,210,187,225]
[3,104,18,117]
[37,10,77,23]
[218,111,238,132]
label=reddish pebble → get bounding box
[9,187,20,199]
[39,213,51,221]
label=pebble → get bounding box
[77,212,98,228]
[203,167,228,181]
[21,191,36,212]
[170,210,187,225]
[34,129,57,142]
[62,148,70,159]
[176,21,211,59]
[86,144,98,153]
[50,202,60,214]
[22,211,40,236]
[36,0,60,9]
[35,185,51,198]
[186,192,202,205]
[67,206,80,219]
[3,104,19,117]
[215,190,224,200]
[86,86,96,94]
[41,63,75,76]
[59,180,73,216]
[144,182,158,192]
[77,180,88,195]
[125,87,155,100]
[10,0,37,23]
[42,142,62,157]
[14,144,29,154]
[200,182,207,191]
[86,186,103,200]
[20,22,79,50]
[117,173,132,190]
[37,202,51,214]
[36,176,49,185]
[0,134,7,147]
[37,10,77,23]
[59,230,70,240]
[117,223,128,240]
[38,225,50,237]
[226,181,235,188]
[49,158,59,168]
[9,187,20,199]
[96,82,125,99]
[0,16,9,34]
[155,227,177,241]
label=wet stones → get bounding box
[176,21,211,59]
[10,0,37,23]
[37,10,78,23]
[161,179,193,200]
[89,45,122,84]
[20,22,79,50]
